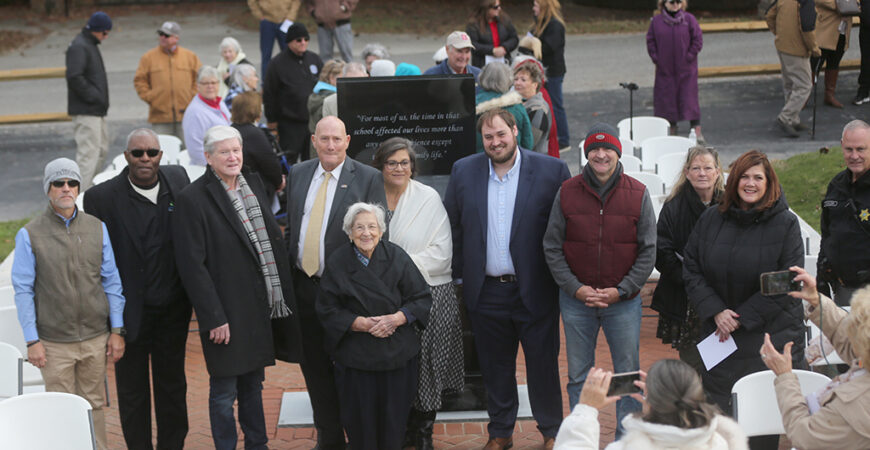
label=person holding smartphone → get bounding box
[553,359,747,449]
[682,150,805,450]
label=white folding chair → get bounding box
[183,164,207,181]
[177,150,191,166]
[158,134,183,152]
[619,137,636,157]
[621,155,643,172]
[625,171,666,196]
[91,169,121,186]
[640,136,694,173]
[656,152,688,192]
[0,342,23,398]
[0,306,44,392]
[578,140,586,167]
[111,153,127,170]
[731,369,831,437]
[650,194,667,220]
[803,255,818,278]
[0,392,96,449]
[617,116,670,146]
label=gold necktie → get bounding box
[302,172,331,277]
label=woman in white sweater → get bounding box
[373,137,465,450]
[555,359,748,450]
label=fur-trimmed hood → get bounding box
[476,90,523,115]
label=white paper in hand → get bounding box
[280,20,294,33]
[696,332,737,371]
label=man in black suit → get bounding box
[84,128,192,450]
[284,116,386,449]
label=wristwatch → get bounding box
[111,327,127,336]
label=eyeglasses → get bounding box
[385,160,411,170]
[490,4,501,9]
[293,37,310,42]
[198,80,220,86]
[51,179,80,188]
[129,149,161,158]
[667,0,682,4]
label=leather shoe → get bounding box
[483,436,513,450]
[543,437,556,449]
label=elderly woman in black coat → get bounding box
[174,125,301,450]
[683,150,805,450]
[651,146,724,373]
[316,202,432,450]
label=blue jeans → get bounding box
[209,368,267,450]
[560,290,641,440]
[547,75,570,147]
[259,19,286,79]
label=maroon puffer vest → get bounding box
[561,173,645,290]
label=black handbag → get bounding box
[836,0,861,16]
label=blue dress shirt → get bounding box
[485,152,521,277]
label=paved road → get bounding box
[0,12,864,220]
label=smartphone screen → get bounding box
[607,371,641,397]
[760,270,801,296]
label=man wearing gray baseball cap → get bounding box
[11,157,126,450]
[134,20,202,142]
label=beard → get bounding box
[486,137,518,165]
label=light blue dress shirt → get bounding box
[11,209,126,342]
[485,152,521,277]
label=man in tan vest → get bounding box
[11,158,126,450]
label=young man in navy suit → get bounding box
[444,108,570,450]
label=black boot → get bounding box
[402,409,419,449]
[415,410,437,450]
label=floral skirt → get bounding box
[656,302,702,352]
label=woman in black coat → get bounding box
[230,91,284,201]
[651,146,724,373]
[317,202,432,450]
[683,150,805,449]
[174,125,301,449]
[466,0,519,69]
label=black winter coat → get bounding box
[466,18,519,69]
[651,186,718,322]
[66,28,109,116]
[683,195,805,411]
[316,240,431,371]
[232,122,283,200]
[533,19,566,78]
[263,49,323,124]
[84,166,190,343]
[174,168,302,377]
[818,169,870,287]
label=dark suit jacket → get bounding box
[317,240,431,371]
[174,168,302,377]
[283,157,387,306]
[83,165,189,343]
[444,149,570,319]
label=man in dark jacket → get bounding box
[264,22,323,164]
[818,119,870,305]
[66,11,111,189]
[423,31,482,81]
[543,123,656,440]
[84,128,192,450]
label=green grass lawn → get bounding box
[774,147,846,233]
[0,218,27,261]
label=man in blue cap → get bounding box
[66,11,112,189]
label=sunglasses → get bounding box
[51,179,80,188]
[490,4,501,9]
[293,37,310,42]
[158,31,171,38]
[667,0,682,4]
[129,149,161,158]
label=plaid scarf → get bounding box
[213,168,290,318]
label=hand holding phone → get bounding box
[606,371,643,397]
[760,270,801,296]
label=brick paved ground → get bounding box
[102,282,793,449]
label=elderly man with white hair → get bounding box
[174,125,302,450]
[423,30,482,81]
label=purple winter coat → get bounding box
[646,9,702,123]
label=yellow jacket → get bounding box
[134,46,202,124]
[247,0,301,24]
[815,0,852,51]
[766,0,821,58]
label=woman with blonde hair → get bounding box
[531,0,569,148]
[466,0,519,69]
[554,359,747,449]
[762,267,870,449]
[651,146,724,373]
[308,59,346,135]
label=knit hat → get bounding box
[370,59,396,77]
[86,11,112,32]
[43,158,82,194]
[285,23,310,45]
[583,123,622,158]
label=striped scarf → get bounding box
[213,168,290,318]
